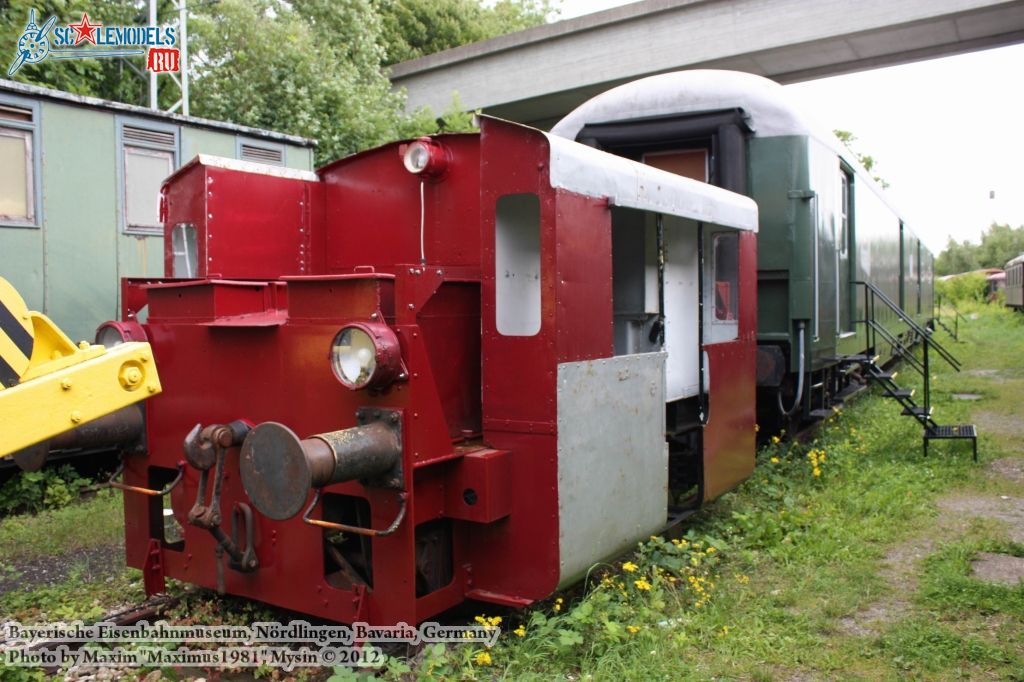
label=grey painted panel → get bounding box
[557,352,667,586]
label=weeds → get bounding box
[0,464,92,515]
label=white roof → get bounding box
[543,131,758,231]
[163,154,319,186]
[551,70,835,146]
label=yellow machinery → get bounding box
[0,277,161,468]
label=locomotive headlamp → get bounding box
[402,138,448,178]
[330,322,405,391]
[95,320,148,348]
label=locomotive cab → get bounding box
[111,117,757,624]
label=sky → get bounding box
[554,0,1024,253]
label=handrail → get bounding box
[935,294,967,340]
[865,319,925,375]
[856,281,961,371]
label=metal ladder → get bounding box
[841,281,978,461]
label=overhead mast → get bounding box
[148,0,189,116]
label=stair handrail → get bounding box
[865,318,925,375]
[936,295,967,340]
[856,280,961,371]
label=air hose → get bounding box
[777,320,806,416]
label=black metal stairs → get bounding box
[840,282,978,460]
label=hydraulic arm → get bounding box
[0,277,161,466]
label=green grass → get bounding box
[917,539,1024,619]
[0,487,124,563]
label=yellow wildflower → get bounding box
[622,561,638,573]
[474,651,492,666]
[514,625,526,638]
[553,597,563,613]
[770,456,780,464]
[634,578,652,591]
[626,625,640,634]
[706,547,716,554]
[489,616,502,627]
[754,423,760,432]
[771,435,781,445]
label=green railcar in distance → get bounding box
[552,70,934,428]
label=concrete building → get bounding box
[0,79,316,341]
[391,0,1024,128]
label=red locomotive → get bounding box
[102,117,758,624]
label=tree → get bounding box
[935,223,1024,276]
[935,237,980,276]
[189,0,427,164]
[833,129,890,189]
[2,0,552,165]
[376,0,553,65]
[1,0,165,104]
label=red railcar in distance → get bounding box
[106,117,758,624]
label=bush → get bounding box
[936,272,988,305]
[0,465,90,515]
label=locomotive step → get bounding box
[883,388,914,399]
[837,354,880,365]
[927,424,977,438]
[924,424,979,462]
[834,382,867,404]
[901,405,933,417]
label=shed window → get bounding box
[125,146,173,230]
[120,122,178,234]
[0,101,38,227]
